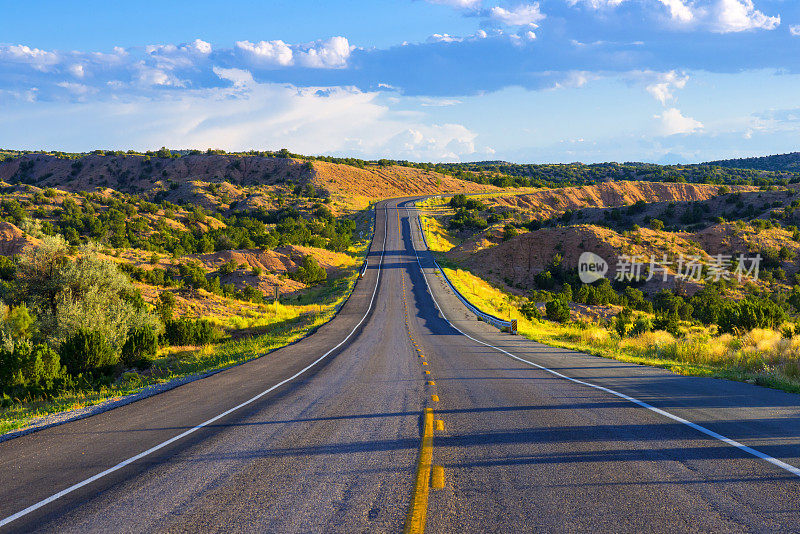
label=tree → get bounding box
[559,283,573,302]
[16,237,161,352]
[0,342,64,394]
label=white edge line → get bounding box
[0,205,391,528]
[404,204,800,479]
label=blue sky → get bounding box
[1,0,799,163]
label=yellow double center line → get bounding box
[399,205,445,534]
[405,408,434,534]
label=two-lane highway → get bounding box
[1,198,799,532]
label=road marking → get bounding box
[0,206,395,529]
[405,204,800,479]
[431,395,440,402]
[431,466,445,490]
[435,420,445,432]
[404,408,434,534]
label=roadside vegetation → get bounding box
[419,193,800,395]
[0,158,372,435]
[441,265,800,394]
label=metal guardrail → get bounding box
[412,200,516,334]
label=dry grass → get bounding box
[441,265,800,393]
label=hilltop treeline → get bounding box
[704,152,800,173]
[3,148,799,192]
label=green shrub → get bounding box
[164,318,216,346]
[717,297,786,334]
[0,342,65,393]
[653,311,680,336]
[121,327,158,369]
[290,255,327,285]
[502,224,518,241]
[630,315,653,336]
[615,307,633,336]
[0,255,16,280]
[60,328,116,376]
[545,299,571,323]
[156,291,176,322]
[519,301,541,321]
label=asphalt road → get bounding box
[1,198,799,532]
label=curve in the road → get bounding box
[404,202,800,480]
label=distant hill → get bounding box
[703,152,800,172]
[0,152,496,211]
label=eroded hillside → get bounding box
[429,182,800,298]
[0,153,498,213]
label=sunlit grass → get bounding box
[417,199,459,252]
[442,265,800,394]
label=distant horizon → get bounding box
[3,146,798,168]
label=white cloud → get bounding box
[417,97,463,106]
[213,66,254,88]
[56,81,96,97]
[489,4,546,26]
[566,0,627,7]
[0,45,60,71]
[235,40,294,67]
[385,124,476,160]
[189,39,212,55]
[643,70,689,105]
[134,63,184,87]
[568,0,778,31]
[568,0,691,22]
[428,33,463,43]
[68,64,85,78]
[427,29,496,43]
[551,71,595,89]
[711,0,780,32]
[656,107,704,135]
[235,37,351,69]
[146,39,212,57]
[296,37,352,68]
[791,25,800,36]
[658,0,693,22]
